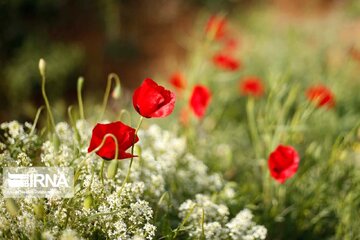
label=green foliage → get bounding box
[3,39,84,114]
[170,7,360,239]
[1,4,360,240]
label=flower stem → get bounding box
[99,73,121,121]
[30,106,44,136]
[68,106,81,143]
[173,204,196,239]
[118,109,132,125]
[99,159,105,186]
[77,77,85,119]
[119,116,144,194]
[246,97,261,159]
[201,208,205,240]
[40,61,56,134]
[74,133,119,185]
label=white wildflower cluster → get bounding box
[76,120,92,148]
[134,125,223,201]
[41,121,89,167]
[0,121,39,167]
[0,121,37,147]
[0,198,12,236]
[178,194,267,240]
[0,121,266,239]
[178,194,229,239]
[226,209,267,240]
[59,229,80,240]
[70,180,156,240]
[16,152,32,166]
[0,150,15,167]
[56,122,74,143]
[0,121,25,144]
[41,139,75,167]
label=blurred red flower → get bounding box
[349,46,360,63]
[88,121,139,160]
[222,37,239,52]
[268,145,300,184]
[179,107,190,125]
[169,72,186,90]
[240,77,264,97]
[133,78,176,118]
[190,85,212,118]
[306,85,335,109]
[205,15,227,40]
[213,53,240,71]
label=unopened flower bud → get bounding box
[39,58,46,76]
[83,195,93,210]
[107,160,118,179]
[34,203,45,219]
[111,84,121,99]
[5,198,19,217]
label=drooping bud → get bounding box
[34,203,45,219]
[83,195,93,210]
[39,58,46,77]
[5,198,19,217]
[107,160,118,179]
[111,84,121,99]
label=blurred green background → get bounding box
[0,0,359,122]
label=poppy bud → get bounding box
[83,195,93,210]
[107,160,118,179]
[39,58,46,77]
[111,83,121,99]
[205,15,227,40]
[5,198,19,217]
[34,203,45,219]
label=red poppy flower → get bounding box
[268,145,300,184]
[306,85,335,109]
[213,53,240,71]
[133,78,176,118]
[240,77,265,97]
[205,15,227,40]
[88,121,139,160]
[169,72,186,90]
[190,85,212,118]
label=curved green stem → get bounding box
[68,106,81,143]
[40,61,57,134]
[118,109,132,125]
[99,73,121,121]
[119,116,144,194]
[30,106,44,136]
[74,133,119,184]
[154,192,170,221]
[77,77,85,119]
[173,204,197,239]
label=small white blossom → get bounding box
[60,229,79,240]
[226,209,267,240]
[55,122,73,143]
